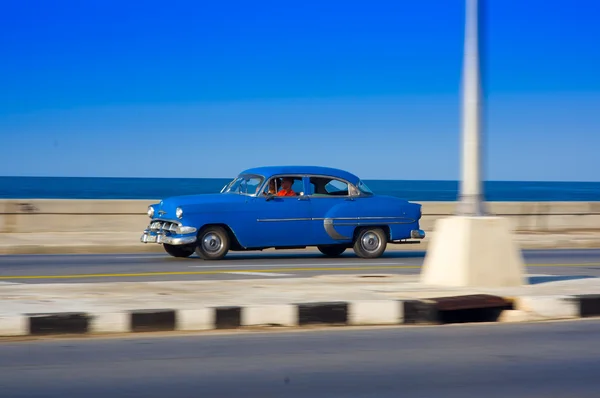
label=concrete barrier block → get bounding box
[90,312,129,333]
[242,304,297,327]
[498,309,532,323]
[177,309,214,331]
[513,296,579,319]
[348,300,401,325]
[0,315,27,336]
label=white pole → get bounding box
[420,0,526,288]
[457,0,486,216]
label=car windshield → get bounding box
[222,174,264,195]
[357,180,374,195]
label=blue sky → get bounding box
[1,0,599,181]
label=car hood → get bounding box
[152,193,247,218]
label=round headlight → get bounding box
[176,207,183,219]
[147,206,154,218]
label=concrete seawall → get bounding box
[1,199,599,234]
[1,199,600,254]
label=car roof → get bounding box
[239,165,361,185]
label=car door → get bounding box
[247,176,312,247]
[307,176,358,245]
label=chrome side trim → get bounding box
[325,216,411,220]
[324,219,350,240]
[257,218,313,222]
[333,220,416,226]
[257,216,415,223]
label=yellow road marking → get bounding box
[0,266,414,279]
[0,263,599,280]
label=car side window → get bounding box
[292,179,304,194]
[285,177,304,195]
[308,177,350,197]
[225,176,263,195]
[261,176,304,196]
[325,179,348,194]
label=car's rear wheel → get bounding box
[163,243,195,258]
[317,245,347,257]
[353,227,387,259]
[195,226,230,260]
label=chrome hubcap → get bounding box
[202,233,223,253]
[361,232,381,252]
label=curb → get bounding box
[2,294,600,337]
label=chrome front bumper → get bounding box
[140,231,197,245]
[410,229,426,239]
[140,219,197,246]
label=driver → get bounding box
[277,177,297,196]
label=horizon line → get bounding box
[1,175,599,184]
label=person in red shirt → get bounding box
[277,177,297,196]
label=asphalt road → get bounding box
[2,319,600,397]
[0,248,600,284]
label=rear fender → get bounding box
[322,199,414,242]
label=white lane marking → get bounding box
[224,272,294,277]
[189,261,407,269]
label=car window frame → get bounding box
[258,174,307,198]
[305,174,365,198]
[222,173,265,196]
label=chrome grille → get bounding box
[148,220,179,232]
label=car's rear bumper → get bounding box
[410,229,426,239]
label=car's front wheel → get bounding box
[195,226,230,260]
[163,243,195,258]
[317,245,347,257]
[353,227,387,258]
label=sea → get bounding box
[1,177,599,201]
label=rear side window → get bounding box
[308,177,350,196]
[357,180,374,195]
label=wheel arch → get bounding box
[352,224,391,243]
[197,223,244,251]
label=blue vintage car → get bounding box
[141,166,425,259]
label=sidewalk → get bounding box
[1,273,600,337]
[2,231,600,255]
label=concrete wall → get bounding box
[0,199,599,234]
